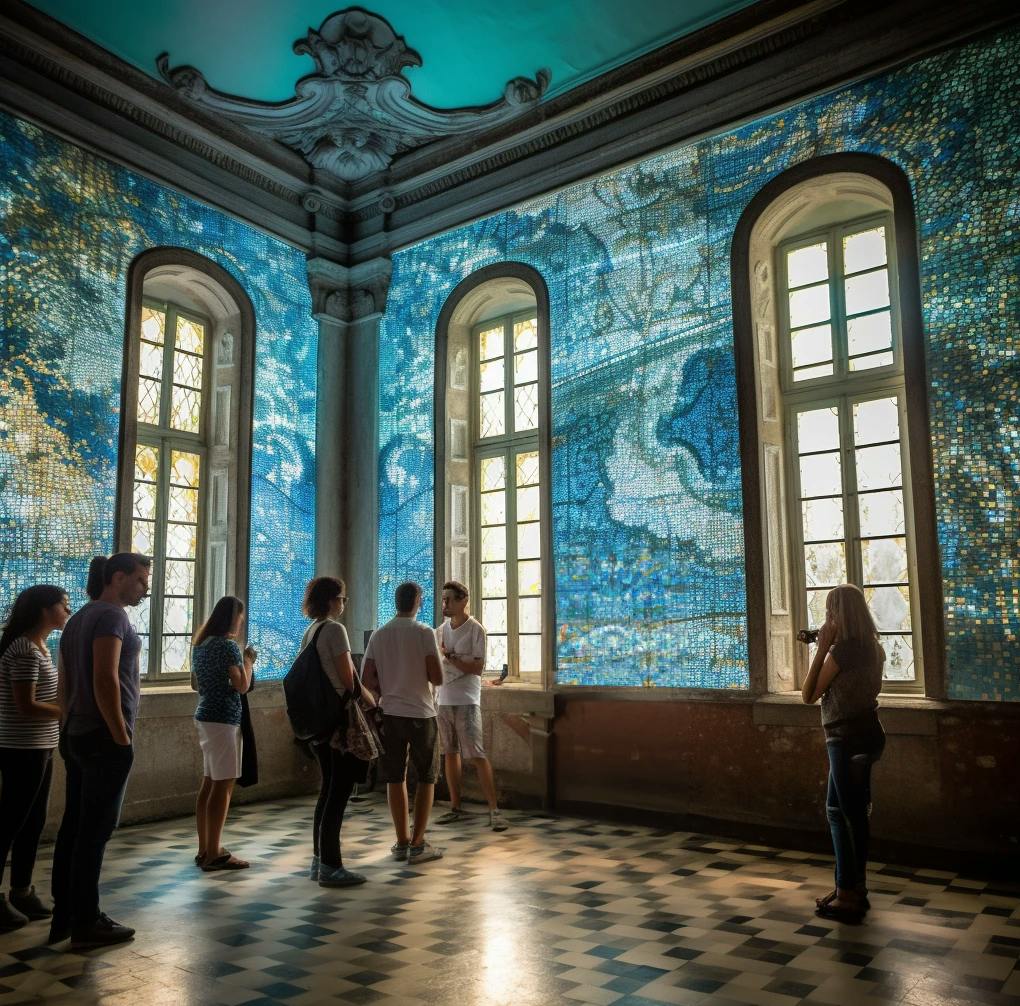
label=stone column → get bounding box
[307,256,391,653]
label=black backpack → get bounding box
[283,624,344,742]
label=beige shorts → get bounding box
[437,704,486,760]
[196,720,242,781]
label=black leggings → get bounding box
[0,747,54,889]
[312,744,363,868]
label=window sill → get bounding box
[753,691,948,734]
[137,680,283,719]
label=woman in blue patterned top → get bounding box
[192,595,255,871]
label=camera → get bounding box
[797,628,819,644]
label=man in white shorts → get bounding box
[435,580,507,832]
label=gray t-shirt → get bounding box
[60,601,142,738]
[299,619,351,694]
[821,638,884,738]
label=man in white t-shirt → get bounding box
[362,581,444,866]
[435,580,508,832]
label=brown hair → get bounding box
[442,580,469,601]
[193,595,244,646]
[825,584,880,645]
[303,576,345,620]
[394,581,421,614]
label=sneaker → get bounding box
[390,842,410,862]
[407,841,443,866]
[0,894,28,932]
[318,866,367,888]
[70,912,135,950]
[9,886,53,921]
[309,855,320,882]
[489,809,509,833]
[436,807,468,825]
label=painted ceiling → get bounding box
[28,0,760,108]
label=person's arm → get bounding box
[362,657,379,696]
[801,623,841,704]
[227,645,255,694]
[425,653,443,687]
[93,636,131,745]
[445,653,484,676]
[56,648,67,722]
[9,645,61,720]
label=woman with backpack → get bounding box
[298,577,374,888]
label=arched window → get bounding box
[435,266,553,684]
[733,157,944,697]
[118,250,255,680]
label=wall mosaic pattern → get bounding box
[0,114,317,678]
[378,29,1020,698]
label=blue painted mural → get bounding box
[378,29,1020,698]
[0,114,317,677]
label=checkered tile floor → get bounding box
[1,793,1018,1005]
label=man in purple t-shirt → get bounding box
[49,552,149,950]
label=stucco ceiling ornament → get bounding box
[156,7,550,184]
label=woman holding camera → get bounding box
[801,583,885,922]
[192,595,255,871]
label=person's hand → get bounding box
[244,645,258,663]
[486,676,504,687]
[817,620,837,653]
[438,642,448,657]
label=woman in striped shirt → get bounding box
[0,584,70,931]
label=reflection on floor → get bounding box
[0,793,1018,1005]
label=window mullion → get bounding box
[829,227,849,380]
[149,434,171,677]
[159,304,175,430]
[840,394,863,589]
[505,445,520,678]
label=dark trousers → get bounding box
[312,744,363,869]
[825,726,885,891]
[51,731,133,928]
[0,747,54,889]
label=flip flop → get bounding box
[202,851,250,872]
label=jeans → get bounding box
[51,730,134,928]
[312,744,364,869]
[825,724,885,891]
[0,747,54,889]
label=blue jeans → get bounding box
[825,724,885,891]
[51,730,134,929]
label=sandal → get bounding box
[201,851,250,872]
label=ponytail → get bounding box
[86,555,107,600]
[86,553,151,600]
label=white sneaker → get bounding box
[407,841,443,865]
[489,810,509,832]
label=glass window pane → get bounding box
[171,450,201,488]
[486,634,508,673]
[133,481,157,521]
[479,391,505,438]
[173,351,203,390]
[137,378,161,425]
[139,341,164,380]
[516,451,540,488]
[163,596,193,634]
[164,559,195,597]
[168,485,199,524]
[480,358,504,393]
[786,241,828,287]
[858,489,905,537]
[854,397,900,447]
[482,599,507,634]
[141,306,166,345]
[479,455,506,492]
[797,407,840,454]
[865,585,911,632]
[881,633,915,681]
[135,444,159,482]
[132,519,155,555]
[799,452,842,498]
[519,597,542,634]
[801,497,844,543]
[790,324,832,369]
[175,316,205,355]
[481,562,507,598]
[518,635,542,674]
[478,324,504,361]
[847,311,892,358]
[788,283,830,328]
[805,589,829,629]
[855,443,902,491]
[517,522,541,560]
[517,485,540,523]
[792,363,834,382]
[513,317,538,352]
[518,560,542,596]
[843,226,887,275]
[480,489,506,527]
[513,384,539,432]
[849,351,894,372]
[165,522,197,559]
[845,269,890,315]
[161,635,191,676]
[804,541,846,588]
[862,536,908,584]
[481,526,506,562]
[514,350,537,386]
[170,386,202,433]
[129,595,150,638]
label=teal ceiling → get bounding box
[29,0,760,108]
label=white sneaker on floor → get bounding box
[489,809,509,832]
[407,841,443,866]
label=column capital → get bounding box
[307,256,392,326]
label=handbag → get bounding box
[339,694,383,762]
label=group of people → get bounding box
[0,548,886,947]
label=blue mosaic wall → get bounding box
[0,114,317,678]
[378,29,1020,698]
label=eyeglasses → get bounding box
[338,596,348,603]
